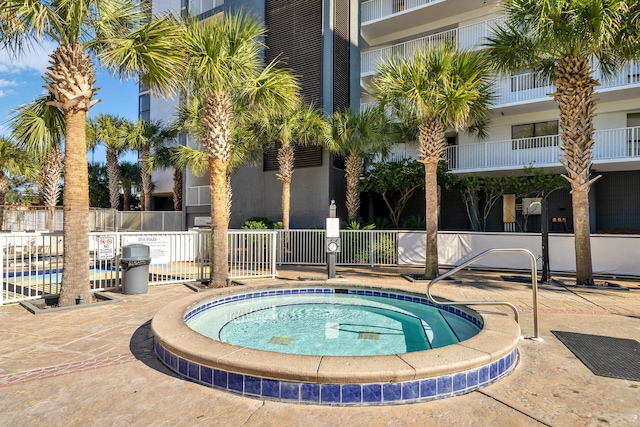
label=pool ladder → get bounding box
[427,248,542,341]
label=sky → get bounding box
[0,40,140,164]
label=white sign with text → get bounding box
[122,235,171,264]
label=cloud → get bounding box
[0,40,56,75]
[0,89,16,99]
[0,79,19,88]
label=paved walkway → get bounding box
[1,266,639,426]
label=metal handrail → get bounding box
[427,248,541,341]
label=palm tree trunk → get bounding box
[418,119,447,279]
[277,144,294,230]
[141,150,152,211]
[59,109,90,306]
[106,148,120,210]
[0,173,7,229]
[209,157,228,286]
[571,186,594,284]
[123,189,131,211]
[345,152,363,221]
[553,56,599,286]
[173,168,182,211]
[424,160,439,279]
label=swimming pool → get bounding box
[186,291,481,356]
[153,283,520,406]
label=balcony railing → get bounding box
[361,16,504,75]
[188,0,224,17]
[361,14,640,106]
[383,126,640,172]
[361,0,440,23]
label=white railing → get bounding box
[188,0,224,17]
[377,126,640,172]
[186,185,210,207]
[361,0,440,23]
[4,229,640,305]
[361,29,456,75]
[493,60,640,106]
[445,126,640,172]
[228,231,278,279]
[275,229,398,266]
[361,16,505,75]
[0,230,277,305]
[1,209,185,232]
[117,211,184,232]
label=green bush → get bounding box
[343,218,376,230]
[403,215,426,230]
[242,216,282,230]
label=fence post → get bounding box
[271,231,277,278]
[370,230,375,267]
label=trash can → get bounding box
[121,244,151,294]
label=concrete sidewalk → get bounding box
[1,266,639,426]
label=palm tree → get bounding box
[485,0,640,286]
[150,146,184,211]
[9,94,65,231]
[181,12,298,286]
[87,114,129,211]
[125,119,176,211]
[372,43,493,279]
[330,107,392,221]
[0,138,36,227]
[0,1,184,306]
[119,161,142,211]
[250,100,330,229]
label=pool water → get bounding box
[186,292,481,356]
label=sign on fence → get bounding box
[97,236,115,260]
[122,235,171,264]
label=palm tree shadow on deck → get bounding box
[129,319,182,379]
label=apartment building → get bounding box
[148,1,640,233]
[360,0,640,233]
[145,0,359,228]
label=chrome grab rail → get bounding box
[427,248,541,341]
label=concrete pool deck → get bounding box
[1,266,639,426]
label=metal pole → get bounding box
[541,197,551,282]
[327,201,337,279]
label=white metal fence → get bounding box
[1,209,184,232]
[275,230,397,266]
[3,229,639,305]
[0,230,278,305]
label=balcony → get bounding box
[361,16,640,108]
[361,16,504,76]
[188,0,224,17]
[384,126,640,173]
[361,0,441,23]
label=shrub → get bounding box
[242,216,274,229]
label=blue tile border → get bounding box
[154,286,518,406]
[154,338,518,406]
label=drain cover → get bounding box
[358,332,380,340]
[268,336,293,345]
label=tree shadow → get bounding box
[129,319,181,379]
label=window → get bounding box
[511,120,559,149]
[138,94,150,121]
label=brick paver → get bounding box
[1,266,639,426]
